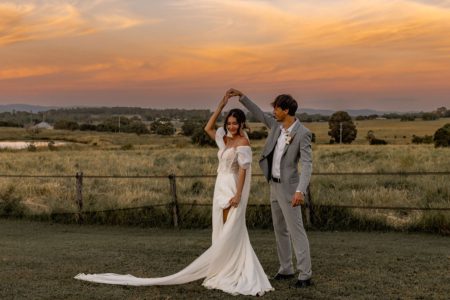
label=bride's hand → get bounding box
[229,195,241,208]
[220,92,231,107]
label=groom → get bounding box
[229,88,313,288]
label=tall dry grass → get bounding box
[1,123,449,232]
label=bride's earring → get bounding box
[240,123,246,136]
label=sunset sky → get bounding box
[1,0,449,111]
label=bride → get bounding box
[75,91,274,296]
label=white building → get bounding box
[33,122,54,129]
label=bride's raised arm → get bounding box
[204,92,231,140]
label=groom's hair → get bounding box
[271,94,298,116]
[223,109,247,133]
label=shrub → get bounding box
[370,138,387,145]
[400,114,415,121]
[191,128,216,147]
[0,121,21,127]
[433,123,450,147]
[96,123,109,132]
[54,120,79,131]
[128,121,150,135]
[247,128,268,140]
[48,141,57,151]
[366,130,387,145]
[412,135,433,144]
[0,186,25,217]
[190,181,205,195]
[412,212,450,235]
[181,120,204,136]
[150,119,176,135]
[422,112,439,121]
[120,143,134,150]
[79,124,97,131]
[27,143,37,152]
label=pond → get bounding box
[0,141,68,150]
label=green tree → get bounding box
[422,112,439,121]
[128,120,150,135]
[79,124,97,131]
[328,111,357,144]
[54,120,79,131]
[247,127,268,140]
[191,128,216,147]
[150,119,175,135]
[181,120,204,136]
[103,116,130,132]
[400,114,415,121]
[433,123,450,147]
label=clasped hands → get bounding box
[221,88,243,106]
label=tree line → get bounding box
[1,106,449,127]
[1,106,449,147]
[0,107,211,127]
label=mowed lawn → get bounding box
[1,220,449,299]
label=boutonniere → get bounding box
[285,134,293,145]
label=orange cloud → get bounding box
[1,0,449,110]
[0,66,60,80]
[0,2,151,46]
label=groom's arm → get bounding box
[296,129,313,195]
[238,95,277,129]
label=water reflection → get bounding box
[0,141,68,149]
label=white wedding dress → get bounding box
[75,127,274,296]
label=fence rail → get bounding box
[1,172,450,227]
[2,171,450,178]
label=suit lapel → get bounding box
[281,120,300,158]
[264,126,281,157]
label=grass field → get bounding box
[1,219,449,299]
[1,120,449,232]
[303,118,450,144]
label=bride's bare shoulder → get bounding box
[236,136,250,147]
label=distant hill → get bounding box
[0,103,408,117]
[302,108,393,116]
[0,104,59,113]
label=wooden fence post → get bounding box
[76,172,83,219]
[169,174,180,228]
[304,183,313,227]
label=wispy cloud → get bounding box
[0,3,93,45]
[0,65,60,80]
[0,1,153,46]
[1,0,449,110]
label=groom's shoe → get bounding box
[293,279,313,288]
[272,273,295,281]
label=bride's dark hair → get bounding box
[223,108,248,135]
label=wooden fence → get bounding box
[1,172,449,228]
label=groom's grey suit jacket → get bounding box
[240,96,313,195]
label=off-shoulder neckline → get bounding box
[220,145,251,155]
[223,145,251,149]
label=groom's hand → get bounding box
[291,192,304,207]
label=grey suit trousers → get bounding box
[270,181,312,280]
